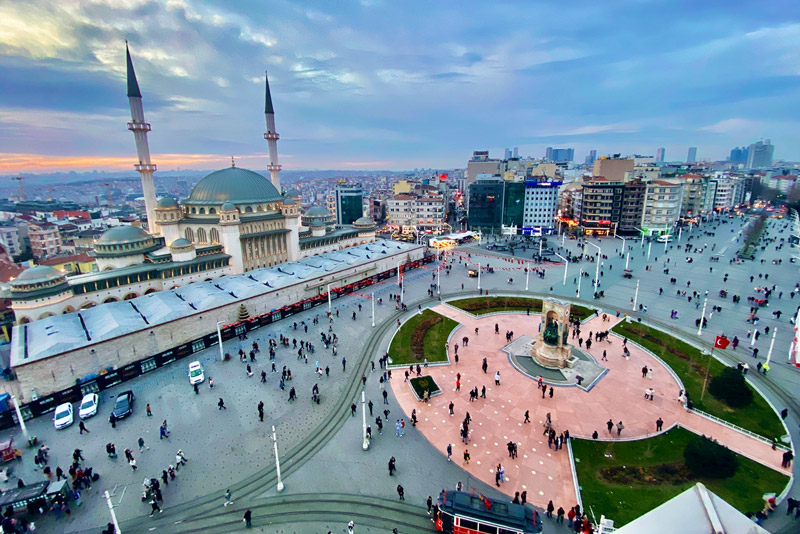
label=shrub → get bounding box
[410,375,441,399]
[683,435,738,479]
[708,366,753,408]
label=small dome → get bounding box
[186,167,282,204]
[283,197,296,206]
[157,196,179,209]
[12,265,64,285]
[170,238,193,249]
[304,205,330,218]
[284,189,301,198]
[353,216,375,228]
[97,226,149,245]
[221,201,236,212]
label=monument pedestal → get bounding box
[532,298,573,369]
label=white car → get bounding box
[188,361,204,385]
[78,393,99,419]
[53,403,74,429]
[657,234,674,243]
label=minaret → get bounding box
[126,42,160,235]
[263,72,282,192]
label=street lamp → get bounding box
[10,395,28,442]
[271,425,284,492]
[632,279,639,311]
[327,283,333,313]
[477,262,481,291]
[586,242,601,297]
[614,235,626,254]
[525,261,530,291]
[697,297,707,336]
[216,321,225,362]
[371,292,375,328]
[104,491,122,534]
[361,391,369,450]
[576,269,583,298]
[553,252,568,285]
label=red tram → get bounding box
[435,490,542,534]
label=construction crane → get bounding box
[11,177,25,201]
[104,183,113,207]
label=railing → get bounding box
[689,407,790,451]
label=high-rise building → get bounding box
[545,147,574,163]
[585,150,597,165]
[335,183,363,225]
[656,148,665,162]
[467,176,506,230]
[504,148,512,160]
[746,140,774,169]
[687,147,697,163]
[512,147,519,159]
[503,182,525,228]
[729,146,749,164]
[522,179,561,234]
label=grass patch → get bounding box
[389,309,459,366]
[449,296,595,321]
[612,321,784,441]
[572,427,789,526]
[409,375,441,399]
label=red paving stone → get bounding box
[390,305,790,512]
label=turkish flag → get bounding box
[714,335,730,350]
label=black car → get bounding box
[112,390,135,419]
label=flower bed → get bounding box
[409,375,442,400]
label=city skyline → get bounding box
[1,0,799,174]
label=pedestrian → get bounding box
[224,489,233,507]
[79,421,90,434]
[656,417,663,432]
[342,357,347,372]
[243,509,252,528]
[782,450,794,468]
[495,371,501,385]
[557,506,565,524]
[218,398,227,410]
[427,495,433,514]
[449,401,454,416]
[146,403,152,417]
[617,421,624,436]
[547,500,555,518]
[463,450,470,464]
[258,401,265,422]
[549,386,554,398]
[109,413,117,428]
[351,403,357,416]
[129,457,137,471]
[396,484,405,500]
[149,499,161,516]
[388,456,396,476]
[607,419,614,434]
[524,410,530,423]
[446,443,452,461]
[383,389,388,404]
[348,521,355,534]
[138,437,148,451]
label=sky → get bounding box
[1,0,799,174]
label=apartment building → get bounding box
[28,222,62,259]
[641,180,683,235]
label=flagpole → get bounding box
[700,344,714,402]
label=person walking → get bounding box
[368,400,374,416]
[495,371,501,385]
[223,489,234,507]
[607,419,614,434]
[446,443,452,461]
[218,398,227,410]
[656,417,663,432]
[129,457,138,472]
[79,421,90,434]
[342,357,347,372]
[427,495,433,514]
[149,499,161,516]
[617,421,625,436]
[351,403,357,416]
[383,390,389,404]
[138,437,149,452]
[388,456,396,476]
[243,509,252,528]
[146,403,152,417]
[258,401,265,422]
[448,401,455,416]
[546,500,555,518]
[524,410,530,423]
[396,484,405,500]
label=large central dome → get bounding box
[186,168,282,205]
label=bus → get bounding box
[436,490,542,533]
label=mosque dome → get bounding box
[169,238,193,250]
[186,168,282,205]
[304,206,330,218]
[157,196,179,209]
[10,265,69,299]
[12,265,64,285]
[221,201,236,212]
[353,216,376,229]
[96,226,150,245]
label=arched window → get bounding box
[185,228,194,242]
[245,206,253,213]
[197,228,207,243]
[210,228,220,243]
[191,207,197,214]
[256,205,263,212]
[209,208,216,215]
[199,207,206,215]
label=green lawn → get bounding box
[612,321,784,441]
[389,309,459,366]
[448,296,595,321]
[572,427,789,526]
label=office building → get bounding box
[467,176,506,230]
[746,140,774,169]
[729,146,749,164]
[656,148,665,163]
[584,150,597,166]
[503,182,525,229]
[513,147,519,159]
[545,147,574,163]
[522,179,561,234]
[335,183,364,225]
[687,147,697,163]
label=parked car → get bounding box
[53,403,74,429]
[112,391,135,419]
[188,361,205,385]
[78,393,99,419]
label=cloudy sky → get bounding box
[1,0,799,173]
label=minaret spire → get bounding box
[263,71,281,192]
[125,43,160,235]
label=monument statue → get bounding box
[532,298,574,369]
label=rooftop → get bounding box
[12,240,422,366]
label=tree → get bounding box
[683,435,738,478]
[708,366,753,408]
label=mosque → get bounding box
[9,45,377,324]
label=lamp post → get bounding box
[437,262,441,295]
[664,234,669,254]
[625,251,630,270]
[327,283,332,313]
[697,297,707,336]
[586,242,601,297]
[554,252,568,285]
[576,269,583,298]
[216,321,225,362]
[371,292,375,328]
[614,235,626,254]
[632,279,639,311]
[647,241,652,261]
[525,262,530,291]
[678,227,682,242]
[477,262,481,291]
[271,425,284,492]
[10,395,28,442]
[765,328,777,368]
[104,491,122,534]
[361,391,369,450]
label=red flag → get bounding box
[714,335,730,350]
